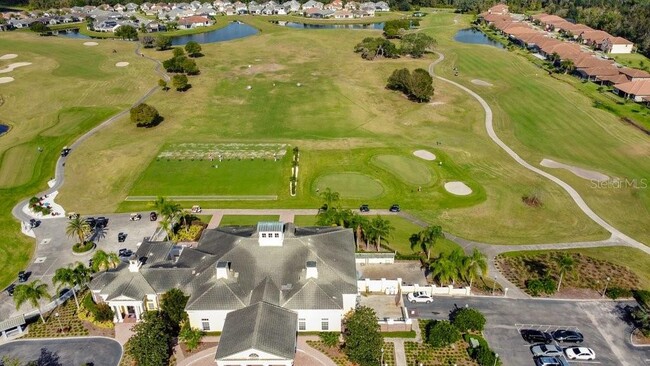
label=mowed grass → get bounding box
[419,12,650,245]
[219,215,280,226]
[61,15,610,245]
[314,173,385,199]
[130,155,289,196]
[0,32,158,289]
[371,155,434,185]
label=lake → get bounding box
[171,22,258,45]
[272,21,385,30]
[0,124,9,136]
[454,28,504,48]
[58,22,259,45]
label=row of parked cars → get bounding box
[521,329,596,365]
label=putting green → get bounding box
[314,173,385,199]
[371,155,433,186]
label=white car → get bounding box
[407,291,433,303]
[564,347,595,360]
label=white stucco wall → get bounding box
[342,293,357,312]
[295,309,342,332]
[187,309,233,331]
[608,43,633,54]
[217,347,293,366]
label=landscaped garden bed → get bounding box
[24,295,114,338]
[404,340,478,366]
[496,251,639,297]
[306,340,395,366]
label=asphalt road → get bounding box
[405,296,650,366]
[0,337,122,366]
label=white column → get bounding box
[135,305,142,320]
[114,306,123,322]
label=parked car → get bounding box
[564,347,595,360]
[150,212,158,221]
[407,291,433,303]
[95,217,108,228]
[6,284,15,296]
[130,213,141,221]
[17,271,27,283]
[534,356,569,366]
[60,147,71,157]
[118,232,127,243]
[118,248,133,257]
[389,204,400,212]
[531,344,563,357]
[85,217,96,228]
[521,329,553,344]
[359,204,370,212]
[552,329,584,343]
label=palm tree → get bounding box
[53,263,90,309]
[349,213,369,251]
[555,253,575,291]
[560,59,575,74]
[14,280,50,323]
[319,188,340,210]
[153,196,182,236]
[91,250,121,272]
[410,225,444,260]
[463,249,488,289]
[367,216,394,252]
[66,216,90,245]
[429,253,457,286]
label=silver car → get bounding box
[531,344,563,357]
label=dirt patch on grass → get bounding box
[243,63,286,74]
[632,329,650,345]
[496,252,640,297]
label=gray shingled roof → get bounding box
[215,301,297,361]
[249,277,280,306]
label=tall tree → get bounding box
[127,311,172,366]
[13,280,50,323]
[155,35,172,51]
[366,216,394,252]
[555,253,575,291]
[160,288,189,336]
[463,248,487,288]
[172,74,189,91]
[429,250,465,286]
[91,250,121,272]
[52,263,90,309]
[130,103,160,127]
[349,213,369,251]
[184,41,202,57]
[66,216,90,245]
[410,225,444,260]
[343,306,384,366]
[115,24,138,40]
[319,188,340,209]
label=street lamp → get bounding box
[55,312,63,333]
[380,347,384,366]
[602,277,611,298]
[493,353,499,366]
[492,276,497,295]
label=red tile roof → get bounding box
[618,67,650,79]
[614,79,650,96]
[606,36,633,45]
[578,66,620,77]
[597,74,629,84]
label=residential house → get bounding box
[178,15,213,28]
[324,0,343,10]
[601,36,633,54]
[88,222,358,335]
[8,18,36,28]
[248,4,263,14]
[301,0,324,10]
[344,1,358,10]
[578,30,612,49]
[282,0,300,13]
[304,7,333,18]
[618,67,650,82]
[375,1,389,11]
[114,3,125,12]
[613,79,650,102]
[233,1,247,13]
[223,6,236,15]
[486,3,508,15]
[126,3,139,12]
[333,9,353,18]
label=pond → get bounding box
[56,28,92,39]
[0,124,9,136]
[454,28,504,48]
[272,21,385,30]
[171,22,259,45]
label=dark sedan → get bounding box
[552,329,584,343]
[521,329,553,344]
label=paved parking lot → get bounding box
[405,296,650,366]
[0,337,122,365]
[0,213,159,320]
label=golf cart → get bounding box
[150,212,157,221]
[191,205,202,213]
[130,213,142,221]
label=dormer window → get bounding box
[257,222,284,246]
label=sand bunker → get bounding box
[413,150,436,161]
[444,181,472,196]
[0,62,32,74]
[83,42,99,46]
[540,159,609,182]
[115,62,129,67]
[0,77,15,84]
[0,54,18,60]
[471,79,493,87]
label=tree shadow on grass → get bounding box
[136,115,165,128]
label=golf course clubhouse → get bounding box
[88,222,358,333]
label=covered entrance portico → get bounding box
[108,299,145,323]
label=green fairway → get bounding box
[219,215,280,226]
[130,155,289,196]
[371,154,434,186]
[313,173,385,199]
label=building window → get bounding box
[274,233,280,238]
[321,318,329,331]
[201,318,210,331]
[298,318,306,331]
[261,233,267,238]
[146,300,155,310]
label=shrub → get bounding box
[319,332,340,348]
[606,287,632,300]
[72,241,94,253]
[94,303,114,322]
[130,103,161,127]
[425,320,460,348]
[179,322,204,352]
[450,307,486,332]
[469,344,501,366]
[386,68,434,102]
[526,276,556,296]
